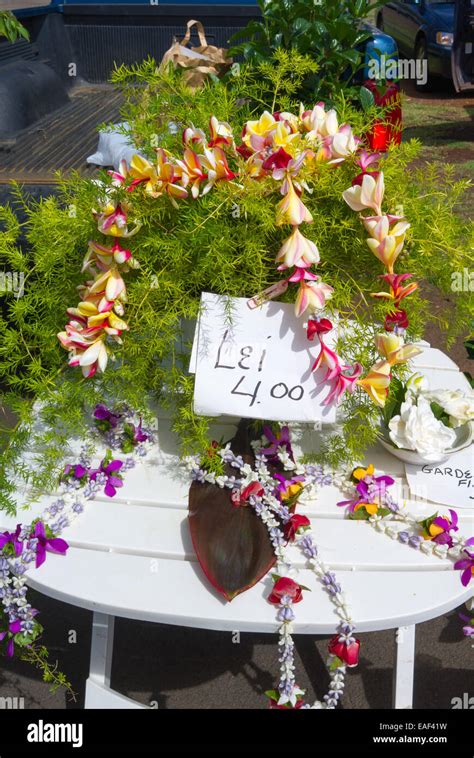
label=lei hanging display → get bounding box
[57,104,421,412]
[1,92,472,707]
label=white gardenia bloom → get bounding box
[388,395,456,461]
[426,388,474,428]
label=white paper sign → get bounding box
[405,445,474,510]
[191,292,337,422]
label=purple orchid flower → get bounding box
[338,472,395,512]
[63,463,88,480]
[0,619,23,657]
[0,609,39,657]
[30,521,69,569]
[132,419,150,444]
[93,404,121,428]
[261,426,294,462]
[454,540,474,587]
[90,458,124,497]
[0,525,23,556]
[459,613,474,637]
[429,509,459,546]
[273,473,305,500]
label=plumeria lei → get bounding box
[189,429,474,708]
[57,103,421,412]
[0,405,153,671]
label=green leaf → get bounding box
[265,689,279,701]
[292,18,312,36]
[430,401,451,428]
[383,377,407,427]
[463,371,474,388]
[360,86,375,112]
[329,655,344,670]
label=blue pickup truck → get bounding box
[0,0,399,190]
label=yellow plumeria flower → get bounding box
[242,111,277,147]
[375,333,422,366]
[357,360,391,407]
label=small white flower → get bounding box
[420,540,433,554]
[426,388,474,428]
[389,395,456,460]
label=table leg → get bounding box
[89,612,115,688]
[393,624,416,709]
[85,612,147,709]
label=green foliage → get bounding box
[0,53,472,508]
[230,0,386,101]
[0,11,29,43]
[19,645,76,700]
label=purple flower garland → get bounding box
[338,464,474,637]
[0,405,153,660]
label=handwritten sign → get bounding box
[191,292,337,423]
[405,445,474,510]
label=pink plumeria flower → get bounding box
[342,172,385,216]
[275,227,320,269]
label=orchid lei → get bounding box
[0,405,153,672]
[188,426,359,709]
[190,428,474,708]
[337,463,474,636]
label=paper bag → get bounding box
[160,19,232,89]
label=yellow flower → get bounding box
[128,154,158,195]
[352,464,375,481]
[281,482,304,501]
[354,501,379,516]
[375,333,422,366]
[357,360,391,407]
[242,111,277,147]
[276,181,313,226]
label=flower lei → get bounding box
[190,429,474,708]
[188,426,359,709]
[0,405,154,662]
[57,103,420,410]
[2,412,472,702]
[338,463,474,580]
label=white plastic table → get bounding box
[1,345,473,709]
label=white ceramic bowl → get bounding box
[379,422,473,465]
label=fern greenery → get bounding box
[0,52,472,512]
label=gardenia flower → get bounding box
[405,372,429,395]
[388,395,456,460]
[425,389,474,428]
